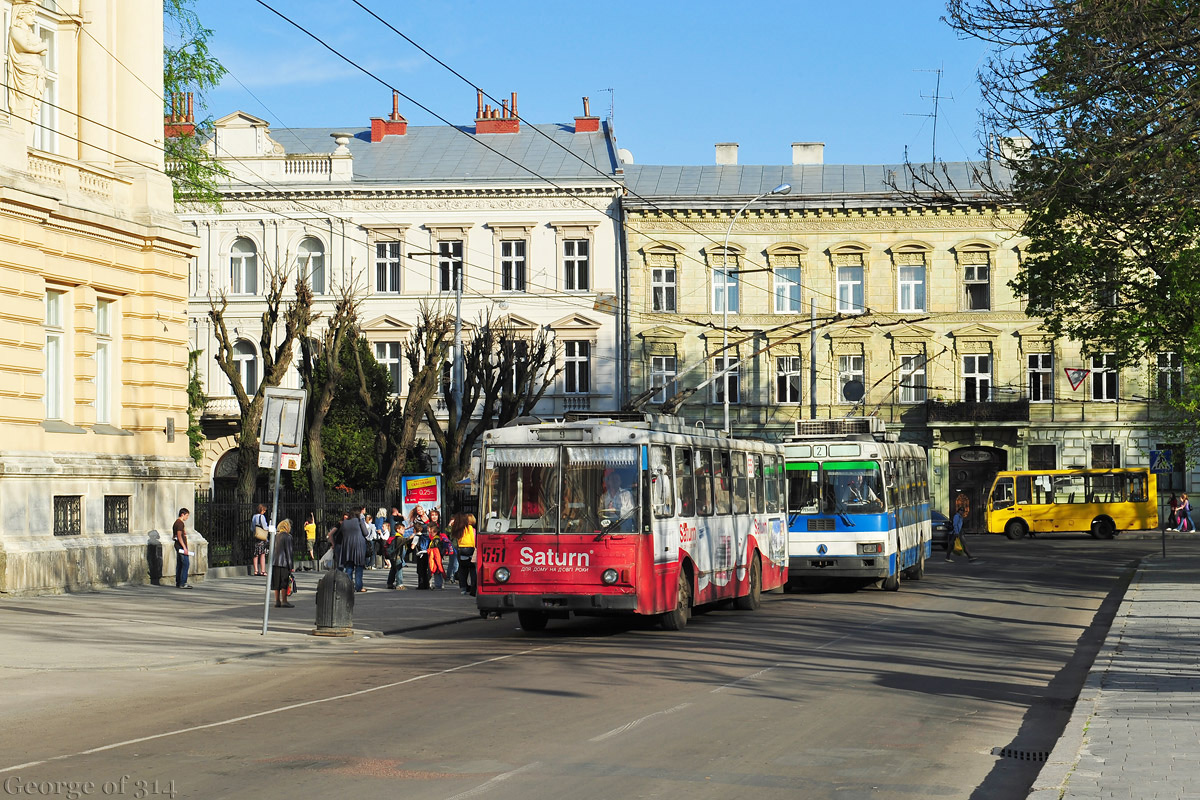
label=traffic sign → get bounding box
[1149,449,1174,474]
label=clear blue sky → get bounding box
[196,0,988,167]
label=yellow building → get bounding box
[0,0,199,593]
[623,145,1184,524]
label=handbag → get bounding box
[953,537,965,555]
[254,526,270,542]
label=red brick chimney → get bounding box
[163,93,195,138]
[476,89,520,134]
[574,96,599,133]
[370,91,408,142]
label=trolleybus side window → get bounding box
[675,447,695,517]
[1129,473,1148,503]
[765,455,783,513]
[745,453,760,514]
[715,451,733,515]
[1016,475,1033,504]
[695,449,714,516]
[651,445,674,518]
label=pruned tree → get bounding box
[209,265,315,505]
[425,312,560,500]
[297,282,362,512]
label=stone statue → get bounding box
[7,1,48,130]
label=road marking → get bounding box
[588,703,693,742]
[0,645,556,775]
[443,761,542,800]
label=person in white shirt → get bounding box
[600,470,636,532]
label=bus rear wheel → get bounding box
[1092,517,1117,539]
[661,570,692,630]
[1005,519,1028,540]
[517,610,549,632]
[734,556,762,611]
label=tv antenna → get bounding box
[595,87,614,124]
[905,67,952,163]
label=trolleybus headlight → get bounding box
[857,543,883,555]
[494,567,511,583]
[601,568,619,585]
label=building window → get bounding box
[1028,444,1057,471]
[838,354,865,404]
[502,338,529,395]
[53,495,82,536]
[774,267,802,313]
[374,341,403,395]
[1158,352,1182,400]
[45,289,64,420]
[104,495,130,534]
[962,252,991,310]
[563,239,589,291]
[501,240,526,292]
[650,356,677,404]
[711,357,739,404]
[836,265,864,314]
[375,241,402,293]
[898,355,926,404]
[438,240,463,293]
[963,355,992,402]
[230,237,257,295]
[233,340,258,394]
[296,237,325,294]
[30,21,57,153]
[1156,443,1186,491]
[563,341,590,394]
[713,259,739,314]
[1092,353,1118,401]
[1028,353,1053,403]
[776,356,802,404]
[898,261,926,312]
[1092,443,1121,469]
[651,267,676,312]
[95,298,114,424]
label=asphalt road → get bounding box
[0,535,1168,800]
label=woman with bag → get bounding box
[251,503,270,577]
[271,519,295,608]
[1179,493,1194,532]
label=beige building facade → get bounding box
[623,150,1188,524]
[0,0,200,593]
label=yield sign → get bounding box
[1065,367,1090,390]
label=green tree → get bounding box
[164,0,227,206]
[947,1,1200,398]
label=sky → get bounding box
[195,0,991,167]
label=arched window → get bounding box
[230,238,257,295]
[232,340,259,393]
[296,237,325,294]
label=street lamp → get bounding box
[721,182,791,434]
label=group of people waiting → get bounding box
[247,502,478,602]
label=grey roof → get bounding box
[264,122,619,185]
[622,161,1011,206]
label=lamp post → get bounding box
[721,182,791,434]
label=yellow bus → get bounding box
[986,468,1158,540]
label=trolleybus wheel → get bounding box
[906,548,925,581]
[1093,517,1117,539]
[517,610,549,632]
[1005,519,1028,540]
[661,570,692,630]
[733,556,762,611]
[881,542,901,591]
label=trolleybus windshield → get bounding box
[787,461,886,515]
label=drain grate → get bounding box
[992,747,1049,761]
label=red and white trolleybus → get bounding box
[475,413,788,631]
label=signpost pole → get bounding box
[262,403,285,635]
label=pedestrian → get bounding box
[411,506,432,590]
[251,503,270,576]
[1179,493,1193,532]
[945,507,978,563]
[1167,493,1180,530]
[453,512,477,596]
[385,522,407,590]
[432,509,456,584]
[173,507,193,590]
[338,506,370,592]
[302,511,317,571]
[271,519,295,608]
[375,507,389,568]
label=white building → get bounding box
[182,93,625,488]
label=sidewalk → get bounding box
[1028,550,1200,799]
[0,565,479,672]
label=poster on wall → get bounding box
[400,474,442,522]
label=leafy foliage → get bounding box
[186,349,207,465]
[163,0,227,206]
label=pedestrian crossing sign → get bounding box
[1149,450,1174,474]
[1065,367,1090,390]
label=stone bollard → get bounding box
[313,568,354,636]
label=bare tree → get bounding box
[208,265,315,505]
[425,312,560,499]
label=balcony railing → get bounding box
[925,399,1029,423]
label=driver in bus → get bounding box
[600,469,636,532]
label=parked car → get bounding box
[931,510,952,550]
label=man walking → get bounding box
[945,507,978,564]
[173,508,193,589]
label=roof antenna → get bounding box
[905,66,952,162]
